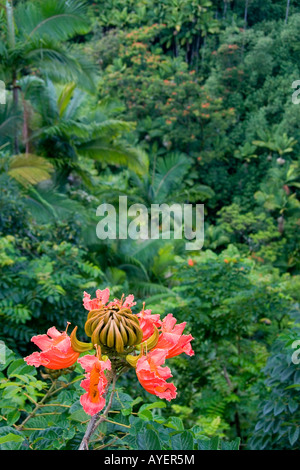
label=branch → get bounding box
[223,365,233,390]
[94,433,130,451]
[17,380,57,431]
[17,375,78,430]
[79,371,118,451]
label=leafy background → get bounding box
[0,0,300,450]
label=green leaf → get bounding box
[165,417,184,431]
[121,396,143,416]
[139,401,167,412]
[6,410,21,426]
[138,409,153,421]
[221,438,241,450]
[68,409,90,423]
[255,420,264,431]
[288,400,298,414]
[263,401,274,416]
[210,436,220,450]
[171,430,194,450]
[274,402,286,416]
[137,428,161,450]
[0,433,24,445]
[7,359,36,377]
[129,415,144,436]
[0,344,15,372]
[197,438,213,450]
[289,427,299,446]
[285,384,300,390]
[23,416,48,429]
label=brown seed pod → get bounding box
[84,305,143,353]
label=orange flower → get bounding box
[136,349,177,401]
[155,314,194,359]
[83,288,136,311]
[137,307,162,342]
[188,258,194,266]
[24,325,79,370]
[83,288,110,311]
[78,353,111,416]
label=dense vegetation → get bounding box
[0,0,300,450]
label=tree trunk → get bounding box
[6,1,19,153]
[22,92,30,154]
[12,72,20,154]
[285,0,291,24]
[244,0,249,30]
[195,34,201,73]
[223,1,228,19]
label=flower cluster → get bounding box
[24,288,194,415]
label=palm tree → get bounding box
[23,79,148,185]
[0,0,96,153]
[0,93,54,187]
[244,0,249,30]
[253,130,297,158]
[97,151,214,206]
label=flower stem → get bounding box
[78,371,118,450]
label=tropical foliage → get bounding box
[0,0,300,451]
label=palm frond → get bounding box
[77,140,149,175]
[7,154,53,186]
[15,0,90,42]
[57,82,76,118]
[24,186,89,223]
[154,152,192,201]
[130,236,181,265]
[105,267,127,286]
[63,87,86,121]
[19,75,45,102]
[26,41,97,92]
[39,121,91,139]
[89,120,134,140]
[118,255,150,281]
